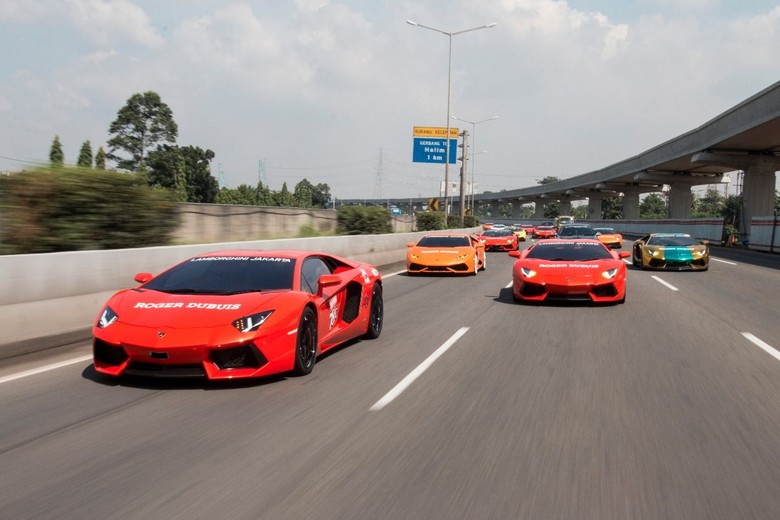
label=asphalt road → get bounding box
[1,241,779,520]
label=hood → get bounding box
[522,259,621,283]
[659,246,696,261]
[107,289,286,328]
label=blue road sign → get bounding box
[412,137,457,164]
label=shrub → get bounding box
[463,215,480,228]
[0,167,179,254]
[446,215,463,229]
[336,206,392,235]
[415,211,444,231]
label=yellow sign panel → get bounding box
[413,126,459,138]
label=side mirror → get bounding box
[700,240,710,246]
[406,242,415,247]
[317,274,341,296]
[134,272,153,284]
[508,251,521,258]
[618,251,631,259]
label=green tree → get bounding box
[181,146,217,203]
[723,194,742,232]
[147,145,187,201]
[274,182,294,207]
[692,187,724,217]
[49,135,64,166]
[147,145,217,203]
[215,184,258,205]
[571,205,588,220]
[312,182,332,208]
[602,195,623,220]
[77,140,93,168]
[293,179,313,208]
[256,181,273,206]
[107,91,178,171]
[95,147,107,170]
[639,193,668,218]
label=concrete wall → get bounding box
[175,204,337,243]
[0,230,462,358]
[749,216,780,252]
[175,204,416,243]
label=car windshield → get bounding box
[526,242,612,261]
[143,256,296,294]
[594,228,615,234]
[483,229,513,237]
[557,225,596,237]
[647,235,699,246]
[536,226,554,231]
[417,236,470,247]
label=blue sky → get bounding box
[1,0,778,199]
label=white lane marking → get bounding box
[742,333,780,362]
[370,327,469,411]
[0,355,93,385]
[382,269,406,278]
[651,275,678,291]
[505,281,513,289]
[711,258,737,266]
[623,259,631,265]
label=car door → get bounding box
[300,256,360,350]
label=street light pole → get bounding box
[451,115,498,217]
[407,20,497,223]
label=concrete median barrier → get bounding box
[1,231,459,359]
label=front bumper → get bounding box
[512,279,624,303]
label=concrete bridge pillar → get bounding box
[511,201,528,219]
[587,193,605,220]
[534,201,545,219]
[668,184,693,219]
[559,200,572,215]
[742,161,777,237]
[622,189,641,220]
[691,152,780,239]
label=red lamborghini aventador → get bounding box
[93,250,383,380]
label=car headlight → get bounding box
[602,268,618,280]
[409,254,419,260]
[648,248,660,257]
[693,249,706,256]
[521,266,536,278]
[233,310,273,333]
[97,306,118,328]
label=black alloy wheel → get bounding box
[293,307,317,375]
[632,246,642,268]
[365,282,383,339]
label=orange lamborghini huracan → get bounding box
[406,233,486,275]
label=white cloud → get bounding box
[0,1,55,22]
[64,0,165,48]
[0,0,778,197]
